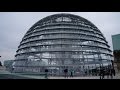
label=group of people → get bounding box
[64,69,74,78]
[99,67,116,79]
[64,66,116,79]
[44,66,116,79]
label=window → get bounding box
[56,17,72,22]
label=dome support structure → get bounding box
[13,13,113,76]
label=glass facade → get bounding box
[112,34,120,71]
[112,34,120,51]
[13,13,113,76]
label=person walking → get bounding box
[0,61,2,66]
[99,67,102,79]
[102,68,105,79]
[106,68,110,79]
[11,67,14,73]
[70,71,73,78]
[64,69,68,78]
[99,69,102,79]
[113,68,116,76]
[110,68,113,79]
[45,69,48,79]
[111,68,115,79]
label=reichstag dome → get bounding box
[13,13,113,76]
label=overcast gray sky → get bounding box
[0,12,120,63]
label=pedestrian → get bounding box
[106,68,109,79]
[70,71,73,77]
[89,70,91,76]
[11,67,14,73]
[85,71,87,76]
[113,69,116,76]
[112,68,116,76]
[0,61,2,66]
[110,69,113,79]
[64,69,68,78]
[64,69,66,78]
[99,68,102,79]
[102,68,105,79]
[45,69,48,79]
[99,67,104,79]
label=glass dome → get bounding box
[13,13,113,76]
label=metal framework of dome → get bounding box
[13,13,113,76]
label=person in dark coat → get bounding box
[70,71,73,77]
[113,69,116,76]
[102,68,105,79]
[112,68,116,76]
[45,69,48,79]
[99,67,104,79]
[106,68,110,79]
[64,69,68,78]
[11,67,14,73]
[99,68,102,79]
[0,61,2,66]
[110,69,113,79]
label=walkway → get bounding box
[0,70,120,79]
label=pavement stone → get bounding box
[1,70,120,79]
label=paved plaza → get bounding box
[0,70,120,79]
[0,68,120,79]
